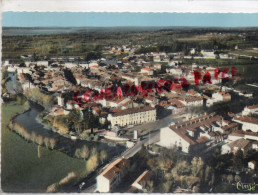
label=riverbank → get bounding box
[1,101,88,192]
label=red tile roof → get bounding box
[100,158,129,180]
[219,92,231,97]
[249,160,257,165]
[221,123,239,131]
[247,105,258,109]
[169,113,222,145]
[132,170,153,187]
[171,127,196,145]
[110,106,155,117]
[142,67,153,71]
[234,116,258,125]
[196,136,209,143]
[168,99,185,108]
[184,96,203,102]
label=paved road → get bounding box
[81,184,96,193]
[126,113,185,134]
[76,114,186,191]
[122,114,185,158]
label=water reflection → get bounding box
[6,72,17,94]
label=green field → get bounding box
[1,102,87,192]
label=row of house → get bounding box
[157,113,230,153]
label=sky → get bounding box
[2,12,258,27]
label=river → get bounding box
[6,72,17,94]
[6,71,125,157]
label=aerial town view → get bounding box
[1,12,258,193]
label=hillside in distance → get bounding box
[3,26,258,36]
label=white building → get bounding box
[141,67,154,76]
[219,53,232,59]
[169,68,182,75]
[21,81,36,91]
[201,50,216,59]
[252,141,258,150]
[37,60,49,67]
[158,126,195,153]
[57,94,65,107]
[79,62,89,69]
[153,64,161,70]
[233,116,258,132]
[89,61,99,68]
[179,97,203,107]
[121,74,140,86]
[158,113,223,153]
[212,92,231,102]
[107,106,156,127]
[17,67,32,74]
[64,62,78,69]
[248,161,256,170]
[3,60,10,66]
[242,105,258,116]
[190,48,196,55]
[168,60,180,67]
[96,158,129,192]
[221,138,252,155]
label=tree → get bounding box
[147,158,158,172]
[91,147,98,155]
[50,138,56,149]
[80,145,90,160]
[144,180,154,193]
[158,157,173,173]
[63,69,77,85]
[227,174,234,184]
[193,184,200,193]
[74,148,81,158]
[162,180,172,193]
[87,153,99,172]
[209,173,215,187]
[172,161,191,176]
[235,175,241,183]
[191,157,204,177]
[233,149,244,171]
[36,135,43,146]
[84,51,102,61]
[204,166,212,183]
[31,131,38,143]
[68,109,81,133]
[99,150,107,164]
[44,137,50,148]
[93,134,99,141]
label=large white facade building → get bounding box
[158,113,225,153]
[107,106,156,127]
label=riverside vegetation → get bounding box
[1,99,109,192]
[1,72,109,192]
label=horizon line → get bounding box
[3,26,258,28]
